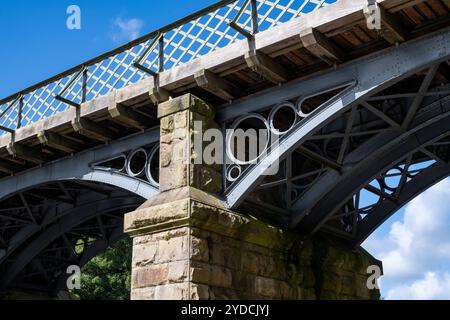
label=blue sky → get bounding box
[1,0,449,300]
[0,0,215,98]
[363,179,450,299]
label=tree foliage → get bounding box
[75,237,132,300]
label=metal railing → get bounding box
[0,0,337,136]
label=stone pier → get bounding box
[124,94,381,300]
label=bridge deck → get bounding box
[0,0,448,177]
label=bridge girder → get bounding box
[354,163,450,246]
[299,104,450,235]
[0,191,142,293]
[0,129,161,293]
[219,27,450,243]
[0,128,160,201]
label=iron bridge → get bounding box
[0,0,449,294]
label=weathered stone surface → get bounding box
[133,242,158,267]
[154,283,190,300]
[158,94,213,119]
[158,235,189,263]
[127,195,381,300]
[167,260,189,283]
[131,287,156,300]
[190,283,211,300]
[191,262,233,288]
[132,265,168,288]
[124,199,189,236]
[190,236,209,262]
[255,276,280,298]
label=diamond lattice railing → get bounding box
[0,0,337,135]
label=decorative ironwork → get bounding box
[217,28,450,242]
[91,143,160,188]
[222,82,355,191]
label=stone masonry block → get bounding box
[191,262,233,289]
[132,265,168,289]
[158,94,214,119]
[158,234,189,263]
[131,287,156,300]
[190,235,209,263]
[132,242,158,268]
[167,260,189,283]
[154,283,190,300]
[255,276,281,299]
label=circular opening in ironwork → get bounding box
[383,167,402,191]
[268,102,297,135]
[296,97,313,118]
[146,145,160,187]
[126,148,148,178]
[226,114,270,165]
[227,164,242,182]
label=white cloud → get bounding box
[386,272,450,300]
[111,17,144,43]
[363,178,450,299]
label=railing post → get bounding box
[228,0,259,39]
[17,96,23,129]
[81,67,88,103]
[251,0,258,35]
[158,34,165,73]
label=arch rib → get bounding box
[223,28,450,209]
[0,196,141,290]
[354,163,450,246]
[0,128,160,201]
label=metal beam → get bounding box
[0,128,160,200]
[421,147,447,165]
[288,92,450,230]
[0,197,141,289]
[297,146,341,172]
[363,184,398,203]
[402,64,439,129]
[337,107,357,164]
[298,114,450,233]
[222,28,450,209]
[360,101,400,128]
[19,193,37,225]
[354,163,450,246]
